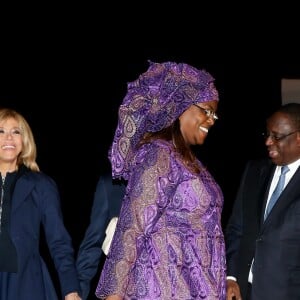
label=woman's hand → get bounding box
[106,295,122,300]
[65,292,82,300]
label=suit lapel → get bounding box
[262,165,300,228]
[259,163,276,226]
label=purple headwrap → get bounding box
[109,61,219,179]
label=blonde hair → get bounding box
[0,108,39,171]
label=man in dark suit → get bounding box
[76,171,126,300]
[225,103,300,300]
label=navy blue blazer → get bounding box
[76,173,126,300]
[0,168,80,300]
[225,159,300,300]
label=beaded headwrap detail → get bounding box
[109,61,219,179]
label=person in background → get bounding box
[0,107,81,300]
[226,103,300,300]
[76,166,126,300]
[95,61,226,299]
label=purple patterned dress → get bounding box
[96,140,226,299]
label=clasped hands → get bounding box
[65,292,82,300]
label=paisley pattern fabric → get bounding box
[96,140,226,299]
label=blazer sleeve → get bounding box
[225,162,251,277]
[225,158,271,279]
[38,174,80,297]
[76,176,110,299]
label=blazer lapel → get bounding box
[11,175,35,213]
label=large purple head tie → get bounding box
[109,61,219,179]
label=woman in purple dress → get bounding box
[95,61,226,299]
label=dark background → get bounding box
[1,5,300,298]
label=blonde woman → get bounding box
[0,108,81,300]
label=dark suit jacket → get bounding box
[0,168,80,300]
[225,159,300,300]
[76,173,126,300]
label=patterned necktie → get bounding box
[265,165,290,220]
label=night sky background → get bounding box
[1,4,300,298]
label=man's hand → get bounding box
[226,279,242,300]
